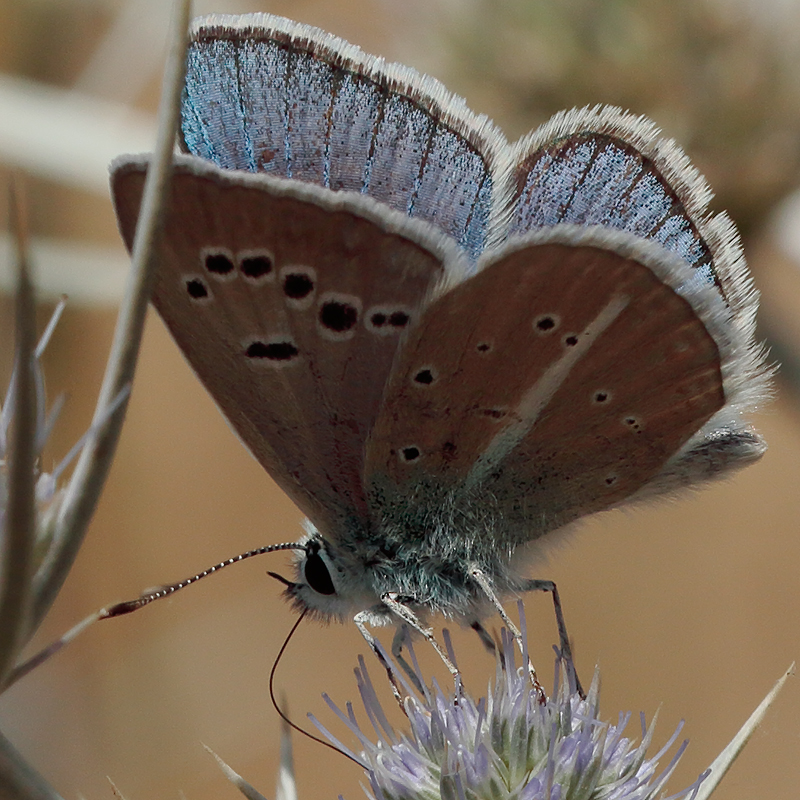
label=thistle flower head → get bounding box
[314,625,706,800]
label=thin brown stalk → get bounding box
[31,0,192,629]
[0,178,37,687]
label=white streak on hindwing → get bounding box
[466,293,630,489]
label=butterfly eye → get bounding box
[303,552,336,595]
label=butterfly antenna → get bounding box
[269,609,364,765]
[101,541,307,619]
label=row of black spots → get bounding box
[240,251,274,281]
[282,266,317,310]
[396,440,459,465]
[399,446,421,463]
[238,295,364,363]
[533,313,561,335]
[412,366,437,386]
[472,328,575,357]
[472,328,578,355]
[184,276,212,301]
[201,248,275,284]
[623,415,643,433]
[532,314,585,350]
[203,250,235,279]
[589,389,642,431]
[592,390,611,405]
[318,293,362,341]
[408,368,507,425]
[284,284,371,342]
[366,306,412,336]
[186,249,276,302]
[242,336,300,367]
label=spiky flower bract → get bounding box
[313,626,706,800]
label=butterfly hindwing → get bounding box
[364,226,732,541]
[362,110,768,539]
[507,107,717,276]
[505,107,768,493]
[112,154,463,537]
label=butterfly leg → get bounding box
[470,568,546,702]
[353,611,406,708]
[520,578,584,698]
[390,624,425,694]
[381,593,462,693]
[470,620,497,654]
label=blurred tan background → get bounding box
[0,0,799,798]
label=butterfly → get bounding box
[110,13,768,658]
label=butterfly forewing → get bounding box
[112,156,455,536]
[183,15,503,262]
[364,230,726,541]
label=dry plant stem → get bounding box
[31,0,192,631]
[4,609,103,688]
[693,663,795,800]
[204,745,269,800]
[275,717,297,800]
[0,181,37,687]
[0,729,64,800]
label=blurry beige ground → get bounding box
[0,1,799,799]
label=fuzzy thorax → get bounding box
[285,518,532,626]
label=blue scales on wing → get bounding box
[363,109,767,545]
[180,14,504,264]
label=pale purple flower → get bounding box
[208,611,789,800]
[312,623,707,800]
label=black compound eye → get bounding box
[304,552,336,595]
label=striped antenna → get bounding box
[101,541,306,618]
